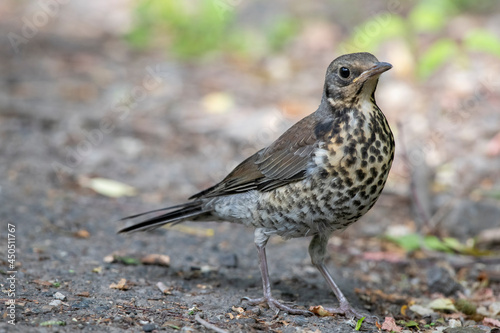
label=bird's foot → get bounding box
[242,296,313,316]
[324,303,377,324]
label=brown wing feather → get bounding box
[189,113,326,199]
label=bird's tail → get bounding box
[118,200,209,233]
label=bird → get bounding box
[119,52,395,320]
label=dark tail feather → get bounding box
[118,201,208,233]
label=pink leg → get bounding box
[309,235,377,323]
[243,229,312,316]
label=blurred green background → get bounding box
[126,0,500,79]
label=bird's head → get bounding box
[323,52,392,109]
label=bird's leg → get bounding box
[242,228,312,316]
[309,235,377,323]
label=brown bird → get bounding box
[120,52,394,320]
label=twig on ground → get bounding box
[195,314,228,333]
[157,281,169,294]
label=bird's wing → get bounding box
[190,113,333,199]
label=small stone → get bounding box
[142,323,156,332]
[41,305,54,313]
[448,319,462,328]
[489,302,500,316]
[218,253,238,268]
[180,327,196,332]
[291,316,308,326]
[49,300,62,306]
[427,267,462,296]
[71,299,91,309]
[53,292,66,300]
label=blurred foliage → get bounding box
[341,0,500,80]
[126,0,299,59]
[126,0,500,73]
[386,233,491,256]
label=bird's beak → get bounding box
[354,62,392,83]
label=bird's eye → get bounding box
[339,67,350,78]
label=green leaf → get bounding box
[340,14,406,53]
[409,0,456,33]
[40,320,66,326]
[386,233,422,252]
[465,29,500,57]
[355,316,365,330]
[115,256,141,265]
[418,39,458,79]
[424,235,452,252]
[405,320,420,329]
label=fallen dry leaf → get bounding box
[157,282,172,295]
[400,304,408,316]
[231,306,244,314]
[109,278,130,290]
[472,288,495,304]
[381,317,403,332]
[309,305,332,317]
[428,298,457,312]
[141,254,170,267]
[76,292,90,297]
[33,280,53,287]
[355,288,408,303]
[484,317,500,327]
[78,176,136,198]
[409,304,434,317]
[92,266,102,274]
[74,229,90,238]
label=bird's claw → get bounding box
[323,303,377,324]
[242,296,313,316]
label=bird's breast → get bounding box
[304,105,395,224]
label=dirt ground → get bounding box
[1,1,500,332]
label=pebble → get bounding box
[71,299,91,309]
[448,319,462,328]
[142,323,156,332]
[40,305,54,313]
[218,253,238,268]
[427,267,462,295]
[49,300,62,306]
[489,301,500,316]
[53,292,66,300]
[291,316,308,326]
